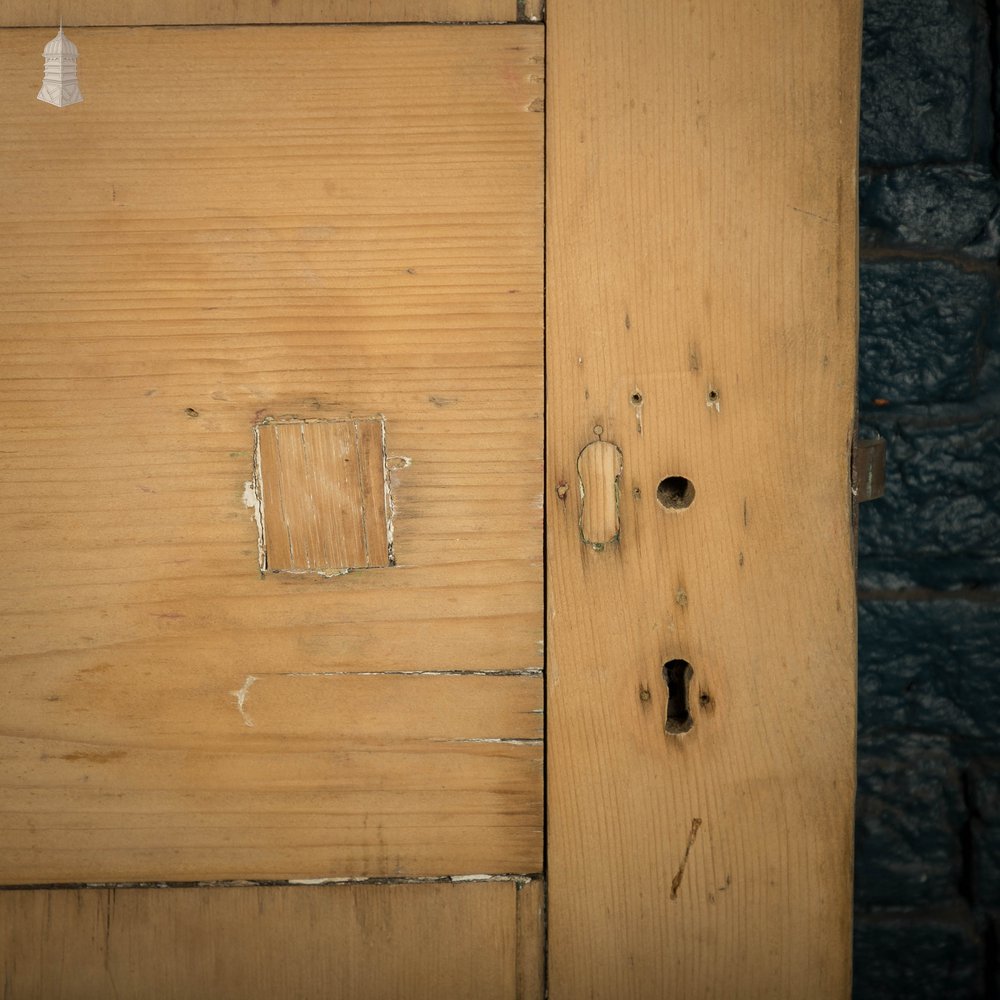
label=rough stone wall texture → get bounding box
[855,0,1000,996]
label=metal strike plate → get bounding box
[852,437,886,503]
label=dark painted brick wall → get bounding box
[855,0,1000,996]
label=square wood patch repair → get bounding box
[248,418,394,576]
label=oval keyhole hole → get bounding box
[663,659,694,735]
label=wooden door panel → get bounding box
[0,880,544,999]
[0,25,543,881]
[1,5,863,994]
[546,1,858,996]
[1,671,542,882]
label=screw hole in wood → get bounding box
[656,476,695,510]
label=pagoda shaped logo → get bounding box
[37,26,83,108]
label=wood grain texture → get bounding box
[0,1,519,26]
[577,439,623,549]
[254,418,392,574]
[0,881,540,999]
[515,877,546,1000]
[0,25,543,881]
[0,669,542,882]
[546,1,860,997]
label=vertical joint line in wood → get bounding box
[353,419,372,568]
[298,421,315,571]
[271,427,296,568]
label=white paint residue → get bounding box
[243,479,266,572]
[441,738,543,746]
[381,420,403,566]
[242,481,259,513]
[244,425,267,572]
[231,675,257,727]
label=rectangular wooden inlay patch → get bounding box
[253,418,392,575]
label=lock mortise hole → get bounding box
[663,658,694,735]
[656,476,695,510]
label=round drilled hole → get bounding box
[656,476,695,510]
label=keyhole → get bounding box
[663,659,694,735]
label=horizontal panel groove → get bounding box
[0,2,537,27]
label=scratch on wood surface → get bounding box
[231,675,257,727]
[788,204,835,225]
[670,817,702,899]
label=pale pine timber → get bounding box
[0,0,520,26]
[546,1,860,997]
[254,418,392,574]
[0,25,544,882]
[0,669,542,882]
[0,881,543,999]
[515,877,546,1000]
[576,439,623,549]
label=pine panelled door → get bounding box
[0,2,859,997]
